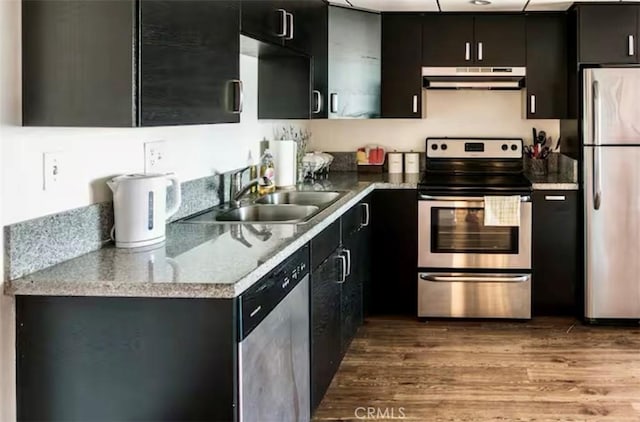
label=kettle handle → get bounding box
[165,175,182,220]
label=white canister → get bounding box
[387,152,403,174]
[404,152,420,174]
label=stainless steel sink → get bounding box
[185,205,320,224]
[254,191,345,206]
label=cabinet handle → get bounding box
[530,94,536,114]
[412,95,418,113]
[544,195,566,201]
[343,249,352,277]
[285,12,294,40]
[477,42,483,61]
[313,90,323,114]
[230,79,243,114]
[336,255,347,284]
[465,42,471,61]
[250,305,262,318]
[276,9,287,37]
[629,35,635,57]
[330,93,338,113]
[361,203,370,227]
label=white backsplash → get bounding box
[309,89,560,152]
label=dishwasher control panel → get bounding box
[238,244,310,340]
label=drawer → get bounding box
[311,220,340,271]
[418,273,531,319]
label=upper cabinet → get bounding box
[381,13,422,119]
[328,6,381,119]
[422,14,525,67]
[422,15,474,67]
[23,0,241,127]
[525,13,567,119]
[575,4,639,64]
[241,0,320,55]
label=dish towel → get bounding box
[484,196,521,227]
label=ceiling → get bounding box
[329,0,640,12]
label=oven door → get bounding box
[418,195,531,269]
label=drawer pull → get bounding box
[250,305,262,318]
[545,195,566,201]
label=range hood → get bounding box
[422,67,526,90]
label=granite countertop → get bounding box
[526,172,579,190]
[4,169,578,300]
[5,173,415,299]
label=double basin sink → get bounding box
[182,191,346,224]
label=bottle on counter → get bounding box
[258,149,276,195]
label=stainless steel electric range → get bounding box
[417,138,533,319]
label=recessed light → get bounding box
[470,0,491,5]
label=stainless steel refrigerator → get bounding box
[583,67,640,320]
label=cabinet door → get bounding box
[241,0,287,45]
[382,14,422,119]
[578,5,638,64]
[140,1,240,126]
[526,13,567,119]
[532,191,578,316]
[340,242,361,356]
[474,15,525,66]
[328,6,381,119]
[292,0,328,119]
[22,0,136,126]
[371,190,418,315]
[422,15,474,66]
[311,250,343,413]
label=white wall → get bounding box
[2,39,307,225]
[309,90,560,151]
[1,0,19,419]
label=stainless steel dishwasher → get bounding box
[238,246,310,422]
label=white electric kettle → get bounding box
[107,173,181,248]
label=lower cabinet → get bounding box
[310,247,343,412]
[310,196,371,414]
[532,190,579,315]
[371,189,418,315]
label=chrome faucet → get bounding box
[230,165,262,206]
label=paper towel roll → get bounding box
[388,153,403,174]
[404,152,420,174]
[270,140,298,187]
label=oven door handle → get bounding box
[419,194,531,202]
[419,273,531,283]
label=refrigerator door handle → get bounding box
[593,80,602,210]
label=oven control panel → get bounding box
[426,138,522,159]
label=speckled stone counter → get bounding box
[5,173,416,299]
[526,173,579,190]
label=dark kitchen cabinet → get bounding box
[22,0,240,127]
[371,189,418,315]
[241,0,288,46]
[17,296,238,421]
[532,191,579,316]
[422,14,525,67]
[474,15,525,67]
[422,15,475,66]
[382,13,423,118]
[258,53,311,120]
[241,0,322,55]
[525,13,567,119]
[340,196,371,354]
[575,4,639,64]
[308,1,329,119]
[310,247,343,414]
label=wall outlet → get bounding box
[144,141,167,173]
[43,151,63,191]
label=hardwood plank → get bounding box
[314,317,640,422]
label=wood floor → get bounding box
[314,317,640,422]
